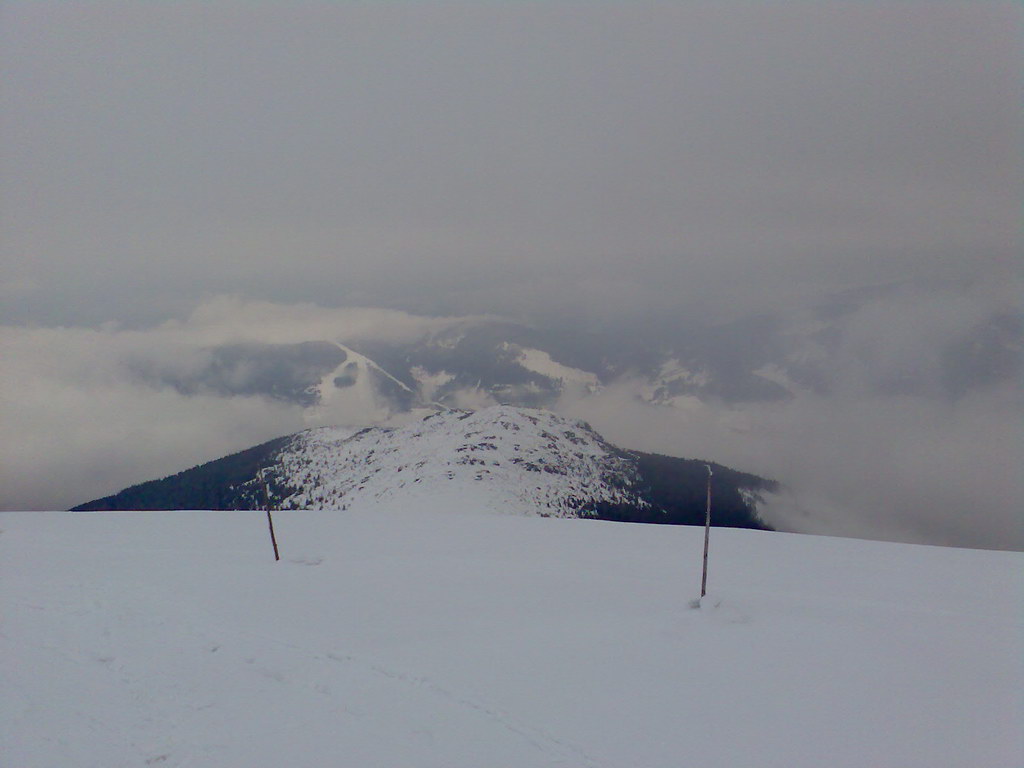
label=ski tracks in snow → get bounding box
[198,616,609,767]
[208,615,610,767]
[320,649,608,768]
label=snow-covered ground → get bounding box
[2,507,1020,767]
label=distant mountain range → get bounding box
[124,289,1022,423]
[73,406,775,530]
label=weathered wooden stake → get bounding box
[259,469,280,562]
[700,464,712,598]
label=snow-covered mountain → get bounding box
[73,406,774,529]
[270,407,642,516]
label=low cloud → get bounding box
[559,381,1021,550]
[172,296,484,346]
[556,281,1023,550]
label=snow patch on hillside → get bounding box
[515,347,601,391]
[306,342,419,424]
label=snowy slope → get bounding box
[513,347,601,392]
[305,342,422,423]
[2,508,1020,768]
[272,406,642,516]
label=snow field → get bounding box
[2,507,1021,767]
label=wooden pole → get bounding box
[259,469,280,562]
[701,464,712,598]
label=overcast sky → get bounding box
[2,2,1019,328]
[1,3,1021,546]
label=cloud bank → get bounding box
[560,380,1021,550]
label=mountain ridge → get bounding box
[73,406,775,530]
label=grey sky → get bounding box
[1,3,1021,547]
[2,3,1019,327]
